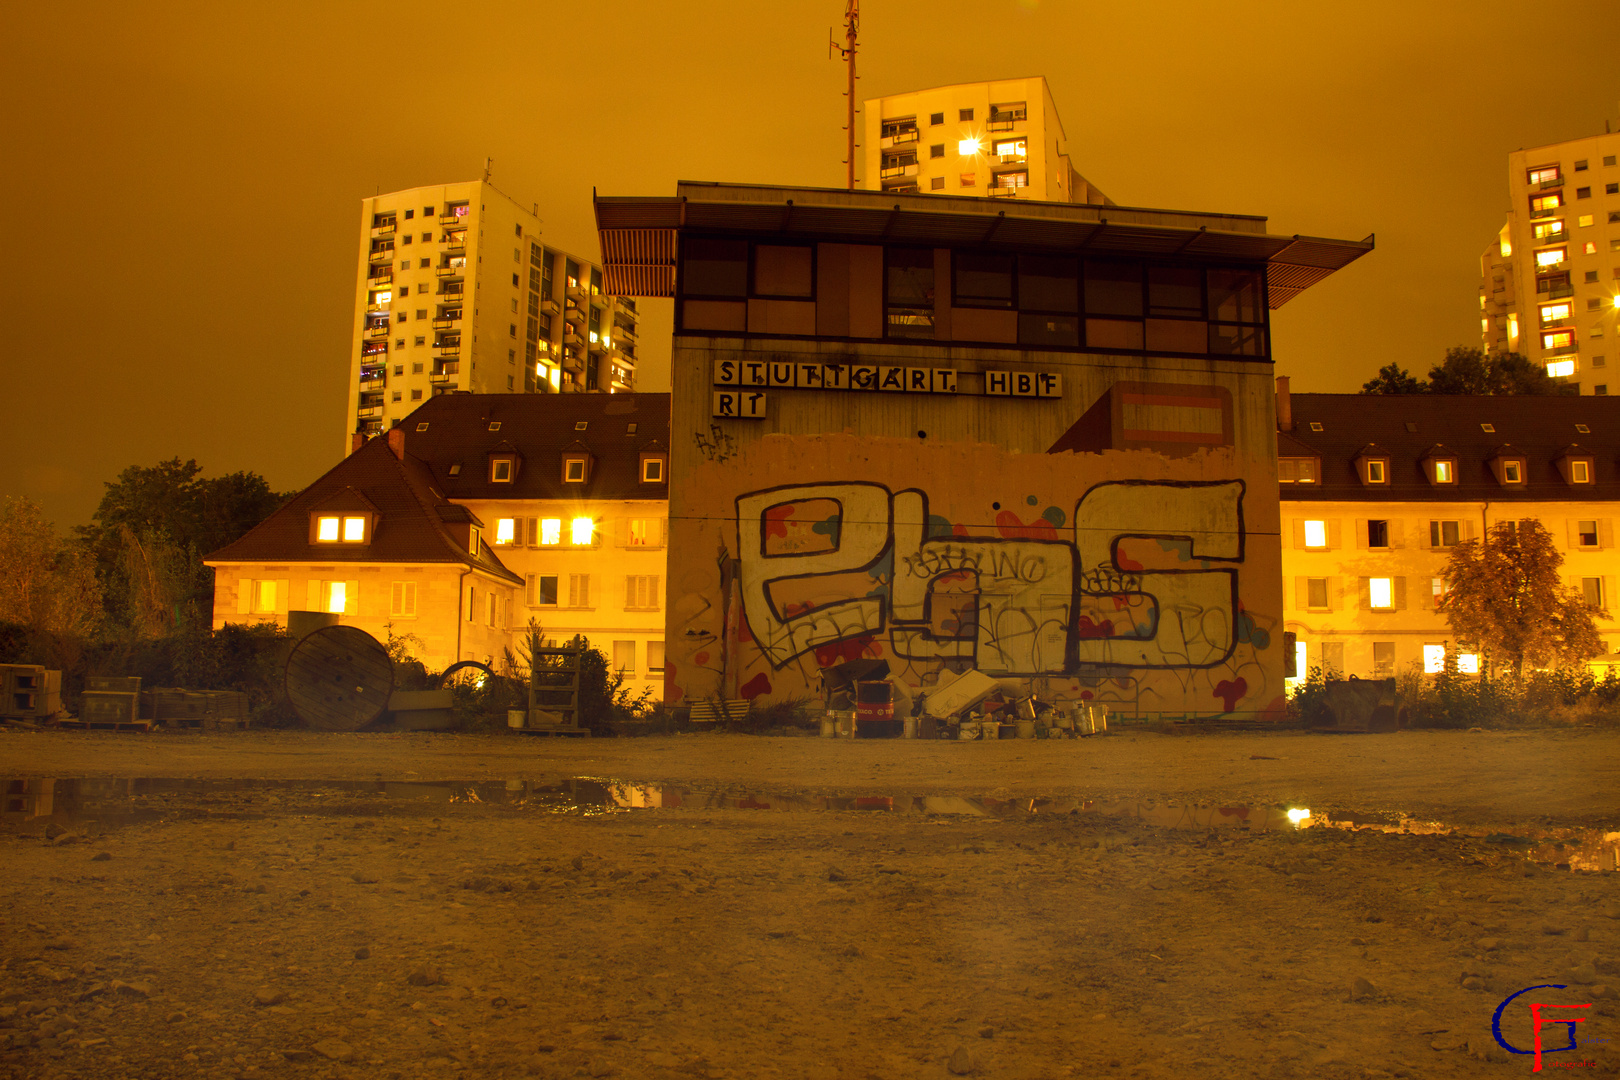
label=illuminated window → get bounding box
[317,516,340,542]
[1530,192,1562,212]
[1532,220,1565,240]
[570,517,595,545]
[1423,645,1445,674]
[1527,165,1561,185]
[1303,520,1327,549]
[323,581,348,614]
[958,138,981,156]
[1571,460,1591,483]
[1540,302,1571,322]
[992,138,1027,158]
[343,517,366,542]
[1577,520,1599,546]
[468,527,480,555]
[1457,653,1479,674]
[1369,578,1393,610]
[1432,577,1448,609]
[1579,215,1595,228]
[1548,359,1576,377]
[255,580,278,613]
[1287,638,1307,684]
[1433,460,1455,483]
[539,518,561,545]
[1536,247,1567,267]
[628,519,661,547]
[495,518,516,545]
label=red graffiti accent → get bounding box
[665,666,683,704]
[763,503,795,539]
[693,651,710,666]
[937,570,975,587]
[814,634,882,668]
[1079,690,1094,701]
[783,601,814,618]
[1217,806,1250,819]
[994,510,1058,541]
[1110,593,1131,611]
[1258,695,1288,723]
[1115,549,1145,572]
[953,522,970,538]
[1213,677,1248,713]
[737,612,754,644]
[1076,616,1114,638]
[739,672,772,700]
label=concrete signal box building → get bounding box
[595,181,1371,722]
[862,77,1110,204]
[348,181,641,452]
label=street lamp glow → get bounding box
[1612,294,1620,309]
[958,138,982,156]
[1287,808,1311,825]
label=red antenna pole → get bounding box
[830,1,860,189]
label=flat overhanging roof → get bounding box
[594,181,1373,308]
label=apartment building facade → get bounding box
[1481,123,1620,394]
[1278,387,1620,682]
[861,77,1110,204]
[595,181,1371,722]
[211,393,671,700]
[348,181,641,453]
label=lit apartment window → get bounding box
[1527,165,1561,185]
[958,138,982,156]
[1540,302,1571,323]
[495,518,516,545]
[317,516,340,542]
[628,519,661,546]
[1430,520,1461,547]
[992,138,1027,159]
[1543,329,1576,351]
[1535,247,1567,267]
[1530,192,1562,213]
[319,581,349,614]
[1456,653,1480,674]
[1532,220,1565,240]
[1303,520,1327,549]
[539,519,561,545]
[1547,359,1576,377]
[1577,520,1599,547]
[315,515,368,543]
[1369,578,1394,610]
[1431,577,1448,609]
[1579,215,1595,228]
[570,517,595,545]
[1423,645,1445,674]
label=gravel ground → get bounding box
[2,728,1617,1078]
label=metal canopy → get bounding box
[594,190,1373,307]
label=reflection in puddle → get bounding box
[5,776,1617,872]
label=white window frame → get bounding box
[390,581,418,618]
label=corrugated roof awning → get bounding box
[594,189,1373,306]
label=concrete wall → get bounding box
[667,336,1285,722]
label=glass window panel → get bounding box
[571,517,595,545]
[1148,266,1202,316]
[1017,255,1078,312]
[753,245,812,297]
[1303,520,1327,548]
[1369,578,1392,609]
[1017,313,1080,348]
[317,516,340,542]
[1084,318,1144,350]
[1209,324,1266,356]
[954,251,1014,307]
[1306,578,1328,608]
[1207,269,1261,323]
[681,238,748,298]
[1083,262,1143,316]
[887,247,935,306]
[343,517,366,542]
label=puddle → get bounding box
[6,776,1618,872]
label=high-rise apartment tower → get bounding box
[1481,118,1620,395]
[348,181,640,450]
[861,77,1110,204]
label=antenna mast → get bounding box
[830,1,860,190]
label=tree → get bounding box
[1360,347,1576,396]
[75,459,290,634]
[1442,519,1607,678]
[1361,362,1427,395]
[0,497,104,665]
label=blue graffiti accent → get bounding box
[1493,985,1577,1056]
[1026,494,1039,506]
[925,515,957,542]
[1154,537,1194,562]
[1042,505,1066,528]
[812,514,841,546]
[1235,610,1270,651]
[866,550,893,582]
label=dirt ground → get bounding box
[3,728,1618,1079]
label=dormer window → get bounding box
[1278,458,1318,484]
[469,526,481,555]
[564,457,587,482]
[1555,445,1596,486]
[1354,446,1389,486]
[1421,447,1459,486]
[1502,461,1521,484]
[491,458,514,482]
[641,454,666,483]
[1488,447,1527,487]
[313,514,369,543]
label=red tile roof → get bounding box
[396,392,670,501]
[205,436,521,583]
[1277,393,1620,503]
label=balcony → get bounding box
[589,290,608,308]
[440,206,470,224]
[358,372,386,391]
[437,281,465,298]
[1538,282,1575,300]
[1529,206,1556,220]
[563,303,585,325]
[1539,176,1563,190]
[541,297,560,315]
[561,352,584,373]
[991,153,1027,166]
[613,319,637,340]
[987,107,1025,132]
[441,232,467,253]
[370,220,396,236]
[430,362,459,382]
[880,126,920,148]
[437,258,468,277]
[435,340,462,358]
[365,322,390,339]
[879,161,919,180]
[565,279,586,299]
[432,311,461,329]
[356,404,384,420]
[358,420,383,436]
[360,342,388,359]
[368,246,395,265]
[987,186,1022,198]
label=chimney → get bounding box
[386,426,405,460]
[350,432,365,455]
[1275,376,1293,432]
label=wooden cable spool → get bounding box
[284,625,394,732]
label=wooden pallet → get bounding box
[688,699,751,723]
[54,719,153,733]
